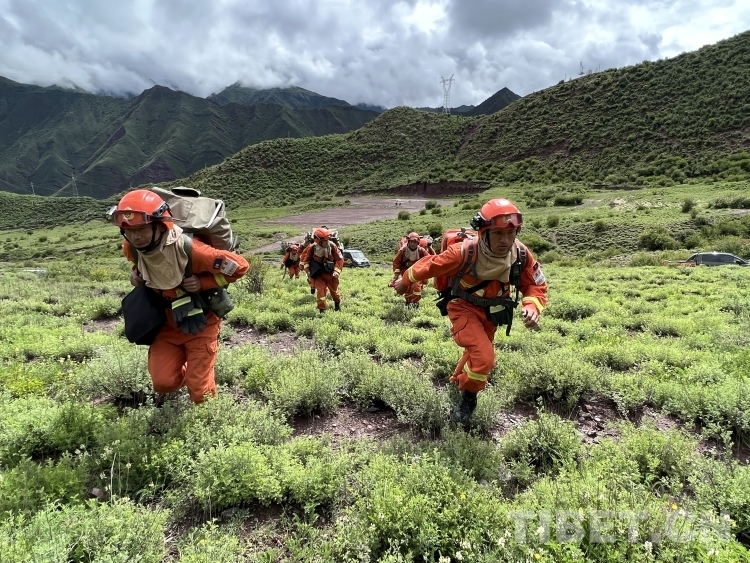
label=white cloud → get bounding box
[0,0,747,107]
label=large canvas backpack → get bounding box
[433,227,476,291]
[150,186,238,251]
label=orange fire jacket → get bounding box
[404,241,548,314]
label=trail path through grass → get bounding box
[249,196,451,252]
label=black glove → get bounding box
[171,294,208,335]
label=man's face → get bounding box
[487,228,517,255]
[407,240,419,250]
[124,224,159,249]
[318,238,329,247]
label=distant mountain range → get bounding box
[0,78,518,199]
[0,79,380,198]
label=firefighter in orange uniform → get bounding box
[281,244,301,279]
[393,232,428,308]
[300,227,344,313]
[113,190,249,403]
[394,199,547,425]
[420,236,437,255]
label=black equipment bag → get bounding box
[122,285,167,345]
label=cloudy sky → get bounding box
[1,0,748,108]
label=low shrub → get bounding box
[499,411,583,487]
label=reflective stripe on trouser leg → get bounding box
[315,276,328,310]
[326,273,341,304]
[404,281,423,304]
[448,301,497,393]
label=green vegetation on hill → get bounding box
[166,108,474,206]
[207,83,350,109]
[0,78,378,199]
[171,31,750,207]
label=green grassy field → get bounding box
[1,180,749,561]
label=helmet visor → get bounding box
[487,213,523,230]
[108,202,170,228]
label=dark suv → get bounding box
[681,252,749,266]
[343,249,371,267]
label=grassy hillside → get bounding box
[0,79,378,199]
[208,83,350,109]
[165,108,475,206]
[170,31,750,207]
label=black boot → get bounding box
[334,302,341,311]
[452,391,478,428]
[318,309,325,315]
[311,287,316,295]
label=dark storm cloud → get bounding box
[446,0,559,38]
[0,0,748,108]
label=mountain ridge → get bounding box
[0,79,379,198]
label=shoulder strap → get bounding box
[183,234,193,278]
[516,241,527,269]
[450,238,478,294]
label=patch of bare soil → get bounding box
[83,317,121,333]
[224,328,312,354]
[293,404,408,443]
[491,402,538,441]
[250,196,451,253]
[570,397,624,445]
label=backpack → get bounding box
[150,186,238,251]
[328,229,345,253]
[433,228,477,291]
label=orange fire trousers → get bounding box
[147,313,221,403]
[314,273,341,310]
[447,300,497,393]
[402,280,423,304]
[286,264,300,278]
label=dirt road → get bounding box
[251,196,452,253]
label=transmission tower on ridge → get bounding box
[440,75,454,115]
[71,174,79,197]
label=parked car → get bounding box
[668,252,750,267]
[343,249,371,267]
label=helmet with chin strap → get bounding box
[108,189,173,253]
[109,190,173,229]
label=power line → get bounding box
[0,176,76,195]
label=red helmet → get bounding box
[289,244,299,252]
[471,198,522,232]
[109,190,173,229]
[419,238,428,248]
[407,232,420,242]
[313,227,330,241]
